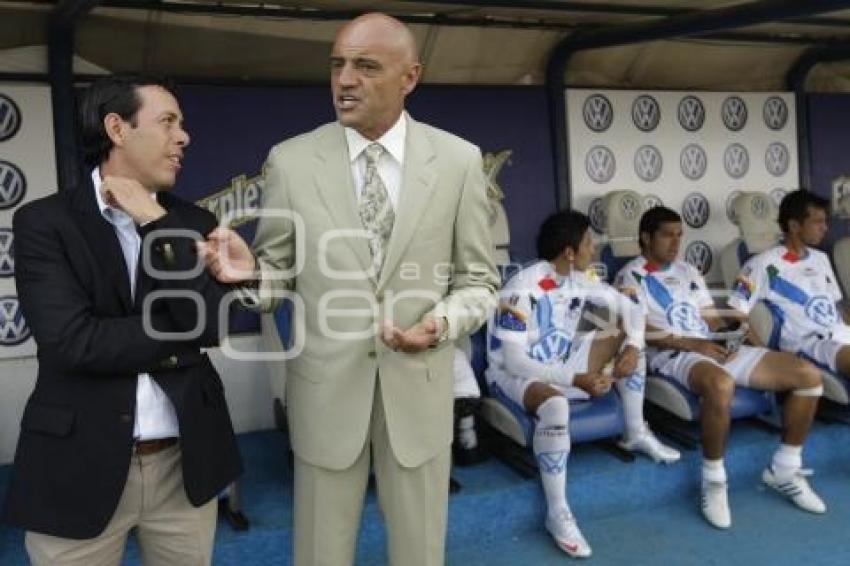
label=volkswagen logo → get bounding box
[643,194,663,210]
[805,295,839,327]
[680,144,707,180]
[682,192,711,229]
[666,302,709,334]
[770,188,788,206]
[750,194,771,219]
[723,143,750,179]
[634,145,663,182]
[678,95,705,132]
[763,96,789,131]
[765,142,790,177]
[0,228,13,278]
[620,193,641,221]
[685,241,713,275]
[583,94,614,132]
[726,190,743,224]
[588,197,607,234]
[0,94,22,142]
[0,160,27,210]
[585,146,616,184]
[0,295,30,346]
[632,95,661,132]
[722,96,748,131]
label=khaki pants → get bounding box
[293,382,452,566]
[26,445,217,566]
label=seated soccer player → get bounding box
[487,210,679,558]
[616,205,825,530]
[730,189,850,378]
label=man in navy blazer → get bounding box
[3,75,242,565]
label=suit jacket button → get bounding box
[367,351,377,359]
[167,355,178,367]
[120,413,132,424]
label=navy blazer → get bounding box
[2,179,243,539]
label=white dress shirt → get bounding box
[344,112,407,210]
[92,169,180,441]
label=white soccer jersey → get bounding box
[487,261,642,380]
[615,256,714,340]
[728,245,843,347]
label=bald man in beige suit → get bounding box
[199,13,498,566]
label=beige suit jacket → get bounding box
[249,116,499,470]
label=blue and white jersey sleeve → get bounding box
[493,281,533,346]
[587,277,645,349]
[687,264,715,310]
[728,255,768,314]
[821,253,844,303]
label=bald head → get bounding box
[336,13,419,65]
[330,12,422,140]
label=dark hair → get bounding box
[777,189,830,233]
[536,210,591,261]
[78,74,176,168]
[638,206,681,248]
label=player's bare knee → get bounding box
[706,371,735,406]
[791,361,824,397]
[796,360,822,389]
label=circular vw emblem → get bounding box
[681,192,711,229]
[643,194,663,210]
[634,145,663,182]
[678,95,705,132]
[0,160,27,210]
[805,295,838,327]
[722,96,748,131]
[685,240,713,275]
[632,95,661,132]
[763,96,789,131]
[0,94,22,142]
[585,146,616,184]
[0,295,30,346]
[0,228,13,278]
[588,198,607,234]
[583,94,614,132]
[620,193,641,221]
[723,143,750,179]
[530,328,572,363]
[765,142,790,177]
[680,144,707,180]
[666,302,709,334]
[770,188,788,206]
[726,190,743,224]
[750,194,771,220]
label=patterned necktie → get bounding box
[358,142,395,276]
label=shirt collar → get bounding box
[344,111,407,165]
[91,168,155,227]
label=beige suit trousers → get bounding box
[25,445,217,566]
[293,380,452,566]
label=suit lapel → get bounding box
[313,124,374,280]
[378,117,437,289]
[68,179,134,313]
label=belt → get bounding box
[135,437,178,456]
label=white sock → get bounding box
[458,415,478,449]
[616,356,647,438]
[771,444,803,480]
[702,458,727,485]
[533,396,571,517]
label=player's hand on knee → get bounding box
[613,345,639,378]
[574,373,614,397]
